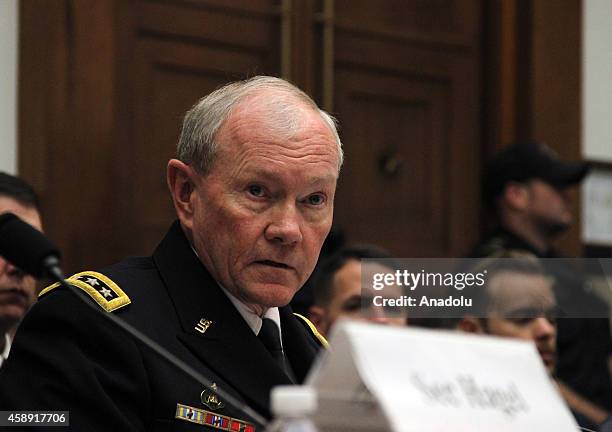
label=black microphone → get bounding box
[0,212,267,427]
[0,212,61,278]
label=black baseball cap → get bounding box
[483,142,591,206]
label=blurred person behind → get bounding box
[0,172,43,367]
[469,142,611,411]
[472,142,589,258]
[458,257,610,430]
[307,244,406,337]
[290,225,346,316]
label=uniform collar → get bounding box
[219,284,282,339]
[188,243,281,337]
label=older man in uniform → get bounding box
[0,76,338,431]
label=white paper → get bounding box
[583,168,612,245]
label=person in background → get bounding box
[458,257,610,430]
[473,142,589,259]
[290,225,346,316]
[469,141,611,414]
[307,244,406,337]
[0,172,43,368]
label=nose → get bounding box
[557,187,573,203]
[0,257,26,279]
[368,316,392,325]
[264,203,303,246]
[533,317,556,340]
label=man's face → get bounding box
[185,96,339,314]
[485,271,557,374]
[0,196,42,332]
[524,179,573,234]
[319,260,405,336]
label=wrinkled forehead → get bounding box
[212,106,339,179]
[231,93,321,135]
[487,271,555,312]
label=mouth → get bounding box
[538,350,555,364]
[0,289,28,306]
[254,260,293,270]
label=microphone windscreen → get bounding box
[0,212,61,278]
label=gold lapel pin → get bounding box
[195,318,213,334]
[201,383,226,411]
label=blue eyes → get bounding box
[247,185,265,197]
[307,194,325,206]
[246,185,325,206]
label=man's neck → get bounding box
[500,213,549,255]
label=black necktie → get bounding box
[258,318,293,380]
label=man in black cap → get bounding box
[469,142,612,423]
[474,141,590,258]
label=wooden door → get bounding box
[330,0,482,256]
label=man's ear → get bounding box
[307,305,329,337]
[167,159,197,230]
[457,316,485,334]
[503,182,529,211]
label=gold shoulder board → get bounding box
[39,271,131,313]
[293,313,329,349]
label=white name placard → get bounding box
[307,321,578,432]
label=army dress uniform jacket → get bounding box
[0,221,325,431]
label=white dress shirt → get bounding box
[190,245,283,345]
[218,284,283,347]
[0,333,12,368]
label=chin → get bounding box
[248,283,298,308]
[538,218,570,236]
[549,223,570,236]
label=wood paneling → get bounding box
[332,0,481,256]
[530,0,582,255]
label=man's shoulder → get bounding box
[292,313,329,349]
[470,234,508,257]
[38,256,163,314]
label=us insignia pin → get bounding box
[195,318,213,334]
[175,403,255,431]
[201,383,225,411]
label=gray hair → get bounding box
[177,76,343,174]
